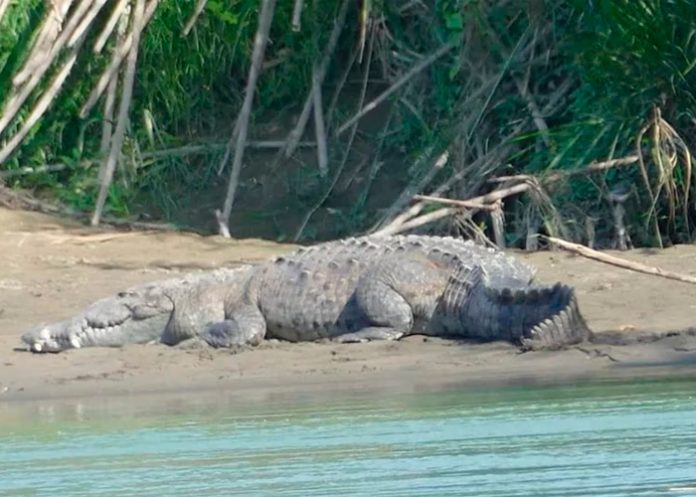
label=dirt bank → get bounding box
[1,207,696,402]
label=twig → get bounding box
[336,39,457,136]
[92,0,147,226]
[312,65,329,177]
[216,0,276,238]
[272,0,350,166]
[0,33,87,164]
[291,0,303,31]
[544,236,696,286]
[93,0,130,53]
[490,155,640,185]
[413,194,496,211]
[182,0,208,36]
[80,0,159,118]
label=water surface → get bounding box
[2,377,696,496]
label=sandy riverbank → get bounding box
[1,207,696,402]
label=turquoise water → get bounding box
[1,378,696,496]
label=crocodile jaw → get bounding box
[21,291,174,353]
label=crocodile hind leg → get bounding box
[333,265,415,343]
[176,303,267,349]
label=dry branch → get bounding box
[92,0,147,226]
[216,0,276,238]
[80,0,159,118]
[273,0,350,165]
[336,39,457,136]
[374,181,532,236]
[544,236,696,285]
[413,194,496,211]
[182,0,208,36]
[293,23,375,241]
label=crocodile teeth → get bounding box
[69,335,81,349]
[32,342,43,352]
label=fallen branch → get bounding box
[544,236,696,285]
[490,155,640,185]
[374,182,531,236]
[413,194,495,211]
[216,0,276,237]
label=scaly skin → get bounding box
[21,235,591,353]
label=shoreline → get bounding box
[2,207,696,404]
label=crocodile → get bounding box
[21,235,591,353]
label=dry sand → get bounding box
[1,207,696,403]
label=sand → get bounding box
[1,207,696,403]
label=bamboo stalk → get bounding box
[544,236,696,285]
[99,72,119,180]
[292,23,375,241]
[0,34,87,164]
[312,65,329,177]
[11,0,79,86]
[291,0,303,31]
[0,0,89,136]
[272,0,350,165]
[92,0,146,226]
[80,0,159,118]
[336,39,457,136]
[0,0,11,26]
[68,0,109,47]
[216,0,277,237]
[182,0,208,36]
[93,0,130,53]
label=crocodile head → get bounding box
[21,285,174,353]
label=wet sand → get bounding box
[1,207,696,402]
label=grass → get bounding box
[0,0,695,244]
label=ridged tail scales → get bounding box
[442,261,591,349]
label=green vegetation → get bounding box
[0,0,695,247]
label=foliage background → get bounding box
[0,0,695,246]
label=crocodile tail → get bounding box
[443,263,591,349]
